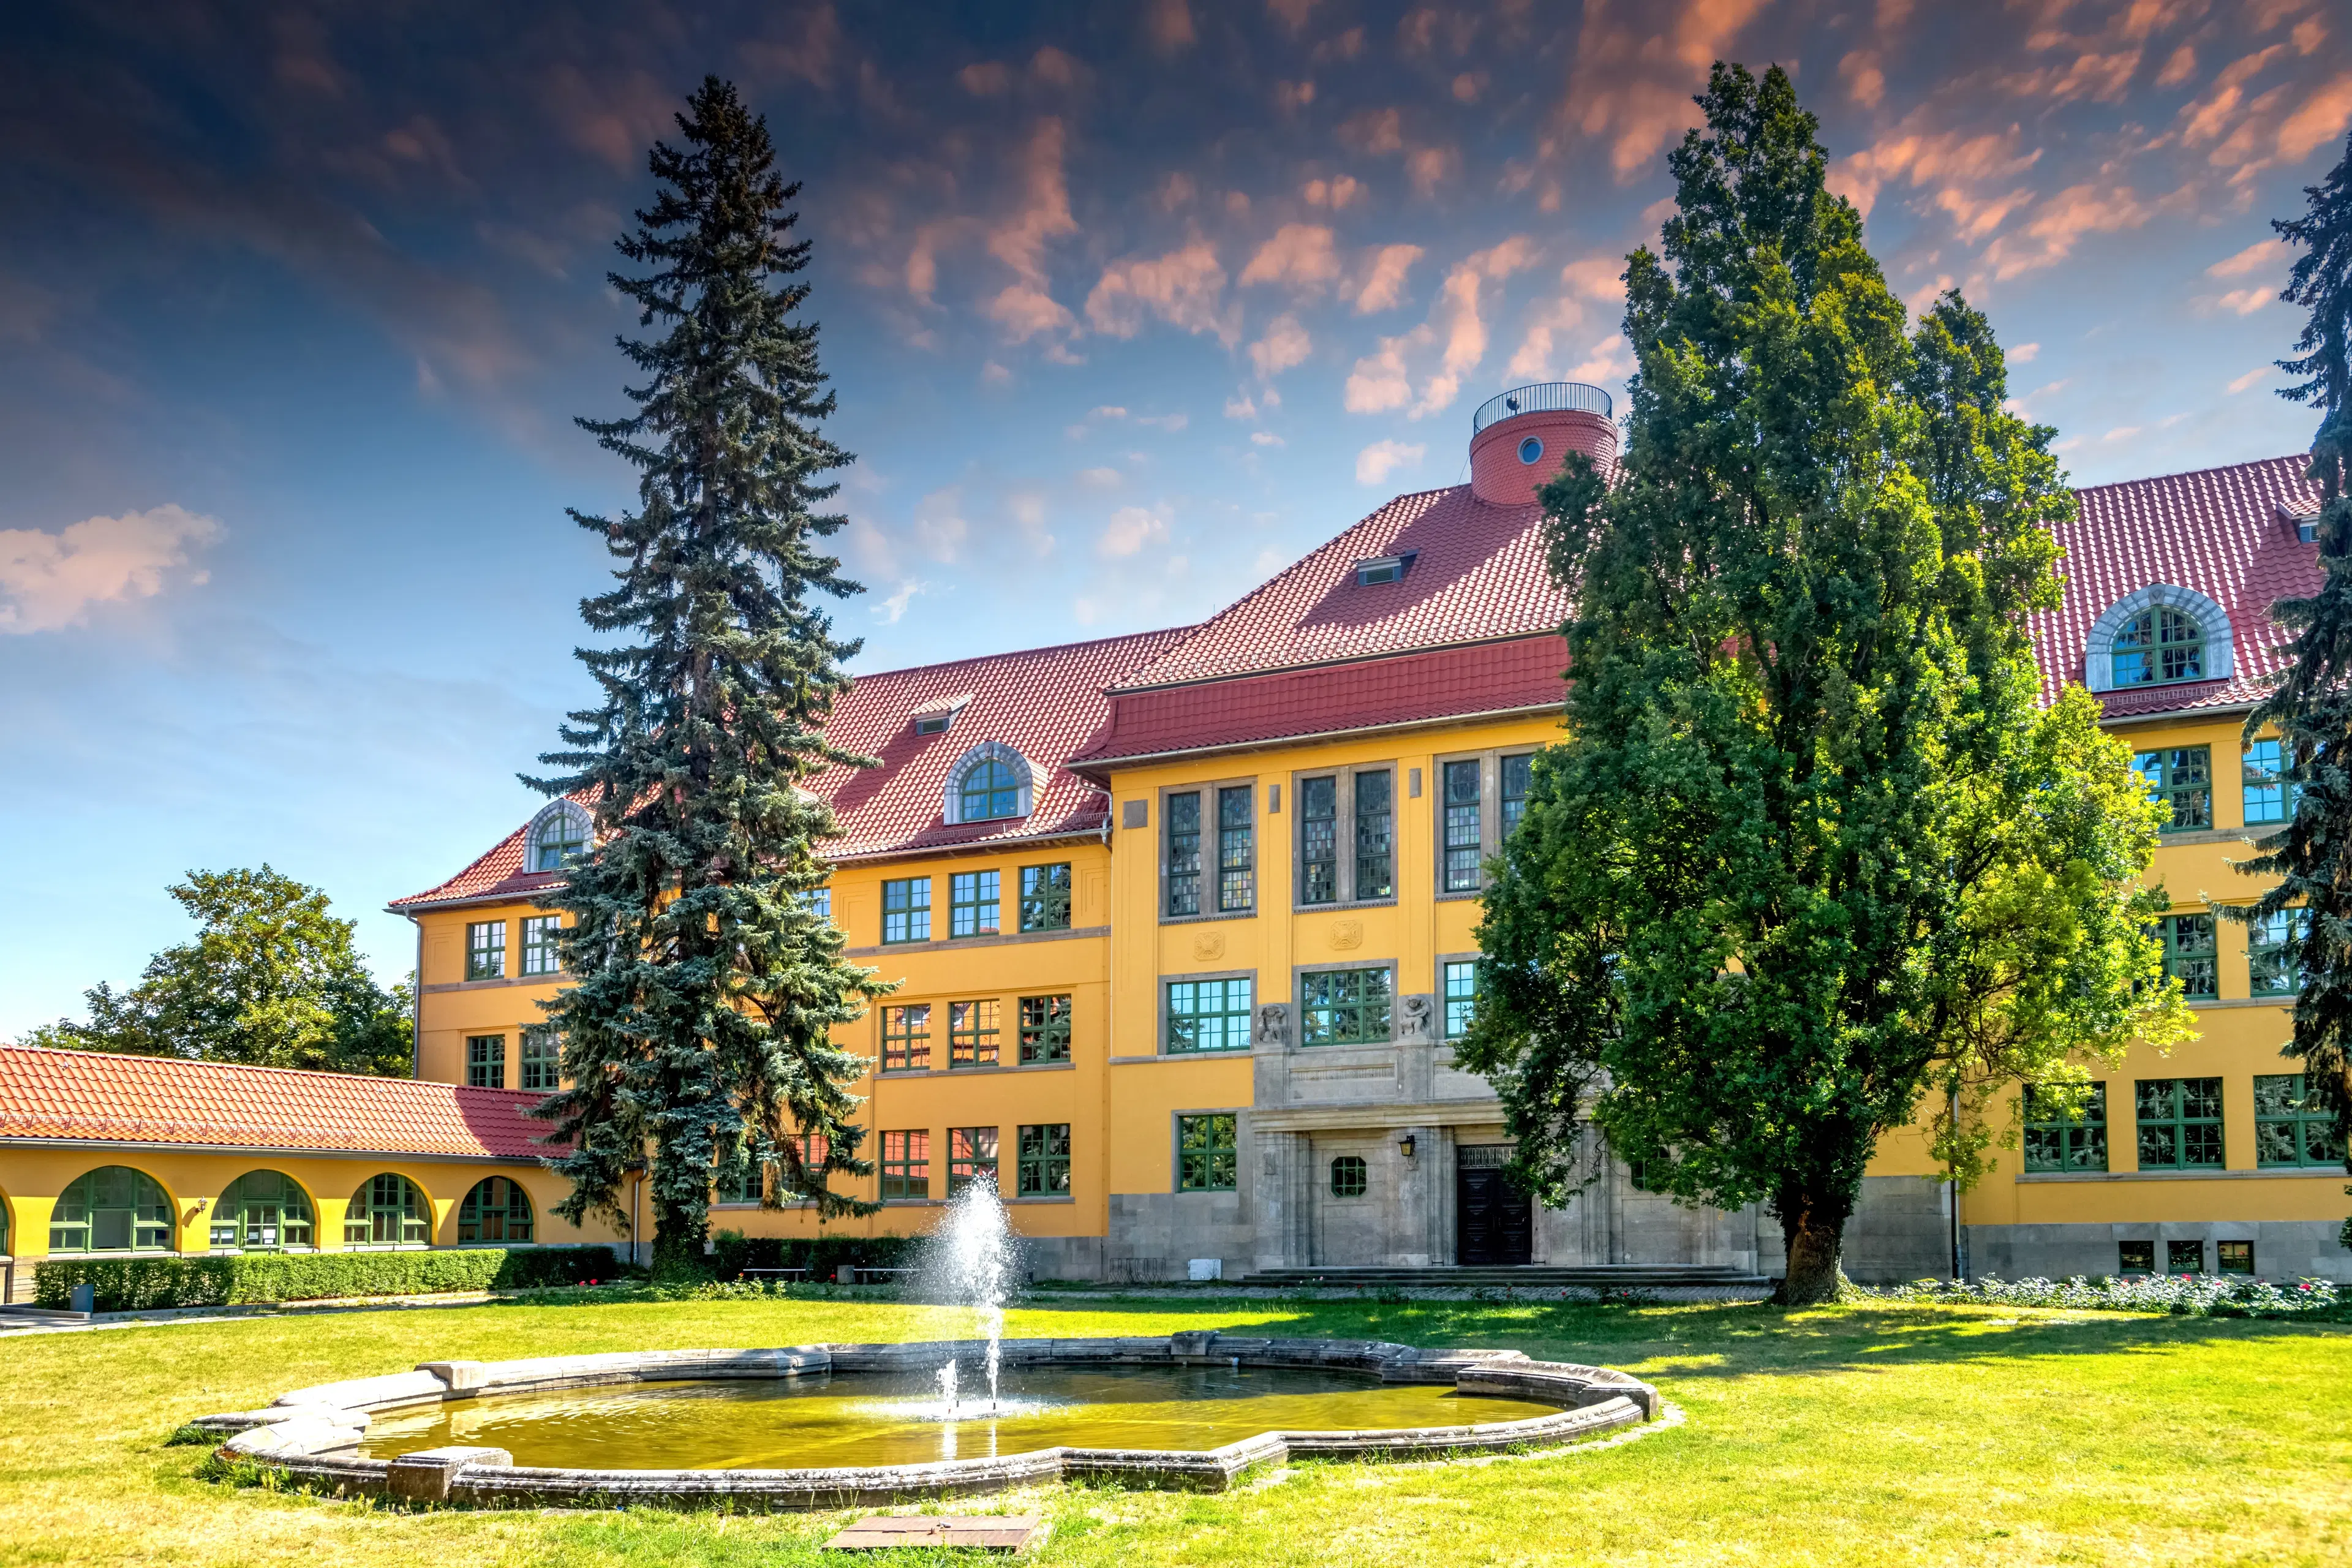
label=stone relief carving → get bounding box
[1397,992,1437,1042]
[1329,918,1365,950]
[1254,1002,1289,1047]
[1192,929,1226,961]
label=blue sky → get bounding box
[2,0,2348,1036]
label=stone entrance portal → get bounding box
[1455,1145,1531,1265]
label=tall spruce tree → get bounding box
[2236,129,2352,1246]
[1456,64,2190,1303]
[529,76,886,1270]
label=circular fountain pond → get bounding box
[356,1362,1563,1470]
[197,1335,1661,1510]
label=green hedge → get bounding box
[34,1245,630,1313]
[708,1230,918,1283]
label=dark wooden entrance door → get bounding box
[1456,1159,1532,1265]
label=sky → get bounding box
[2,0,2348,1036]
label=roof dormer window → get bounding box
[526,801,592,873]
[943,741,1037,824]
[915,714,952,736]
[1355,552,1415,586]
[910,693,974,737]
[2084,585,2234,694]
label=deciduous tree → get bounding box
[1456,63,2190,1304]
[529,77,886,1272]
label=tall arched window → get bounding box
[943,742,1035,824]
[527,802,591,873]
[456,1177,533,1243]
[2111,606,2204,687]
[344,1174,430,1246]
[49,1167,173,1253]
[209,1170,315,1251]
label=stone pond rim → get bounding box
[191,1332,1662,1510]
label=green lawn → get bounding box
[4,1293,2345,1567]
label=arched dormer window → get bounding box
[2084,586,2234,695]
[943,742,1036,825]
[527,801,592,873]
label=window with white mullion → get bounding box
[1295,767,1396,908]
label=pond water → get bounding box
[356,1363,1559,1470]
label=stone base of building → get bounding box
[1963,1219,2351,1283]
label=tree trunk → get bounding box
[1774,1201,1849,1306]
[649,1191,709,1278]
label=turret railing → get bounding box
[1470,382,1613,435]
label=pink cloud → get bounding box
[1084,240,1234,343]
[1561,0,1767,180]
[1344,243,1425,314]
[1986,184,2152,279]
[1240,224,1341,291]
[1249,314,1313,379]
[0,504,223,634]
[982,120,1080,342]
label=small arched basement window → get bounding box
[943,742,1036,824]
[2084,586,2234,694]
[526,801,592,873]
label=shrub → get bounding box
[34,1245,633,1312]
[1863,1272,2343,1319]
[706,1230,918,1283]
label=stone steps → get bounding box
[1235,1265,1771,1289]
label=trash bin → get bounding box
[69,1282,95,1314]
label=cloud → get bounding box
[1146,0,1194,53]
[1250,314,1313,379]
[1405,146,1457,197]
[1303,176,1362,208]
[1344,334,1418,413]
[1841,51,1885,109]
[1250,431,1284,447]
[2156,44,2197,87]
[959,61,1011,95]
[1830,121,2041,232]
[1344,238,1536,418]
[1345,244,1425,313]
[2277,73,2352,162]
[1098,504,1169,557]
[2010,342,2039,363]
[2226,365,2274,394]
[1224,393,1259,419]
[2209,239,2287,278]
[1084,241,1234,342]
[1240,224,1341,291]
[1564,334,1635,385]
[2212,287,2272,315]
[1985,184,2152,279]
[1562,0,1767,179]
[0,505,222,634]
[1355,440,1426,486]
[984,120,1080,342]
[872,581,932,624]
[1341,107,1404,155]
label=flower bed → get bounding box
[1863,1273,2343,1318]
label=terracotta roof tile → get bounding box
[1115,485,1564,689]
[2034,454,2321,718]
[0,1044,557,1159]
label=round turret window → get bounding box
[1517,435,1544,465]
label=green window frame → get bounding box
[881,878,931,943]
[2255,1073,2345,1167]
[1216,785,1254,912]
[1166,976,1253,1054]
[48,1166,173,1253]
[717,1140,766,1205]
[2131,747,2212,832]
[1017,1123,1072,1196]
[1300,967,1394,1046]
[881,1130,930,1200]
[1166,791,1202,916]
[466,1034,505,1088]
[1443,960,1479,1039]
[948,1126,999,1194]
[456,1177,533,1243]
[2118,1240,2155,1274]
[2155,913,2217,1000]
[1177,1114,1238,1192]
[344,1173,429,1246]
[2111,606,2206,687]
[2217,1240,2255,1275]
[1329,1155,1368,1197]
[1354,768,1395,899]
[466,920,506,980]
[1501,753,1534,840]
[959,758,1023,821]
[1019,863,1071,931]
[1443,760,1482,891]
[2135,1077,2224,1170]
[882,1005,931,1072]
[530,811,586,872]
[1300,775,1339,905]
[2243,739,2296,824]
[949,999,1000,1069]
[2249,909,2302,997]
[520,915,563,976]
[519,1026,560,1092]
[209,1169,313,1251]
[949,870,1000,938]
[2167,1240,2206,1274]
[2023,1083,2109,1172]
[1019,994,1071,1064]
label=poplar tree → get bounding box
[2237,129,2352,1242]
[529,76,885,1271]
[1457,64,2188,1303]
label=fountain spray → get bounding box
[933,1177,1016,1412]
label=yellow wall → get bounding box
[0,1146,616,1262]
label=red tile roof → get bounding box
[0,1044,557,1160]
[2032,454,2321,718]
[1114,484,1564,690]
[393,627,1191,904]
